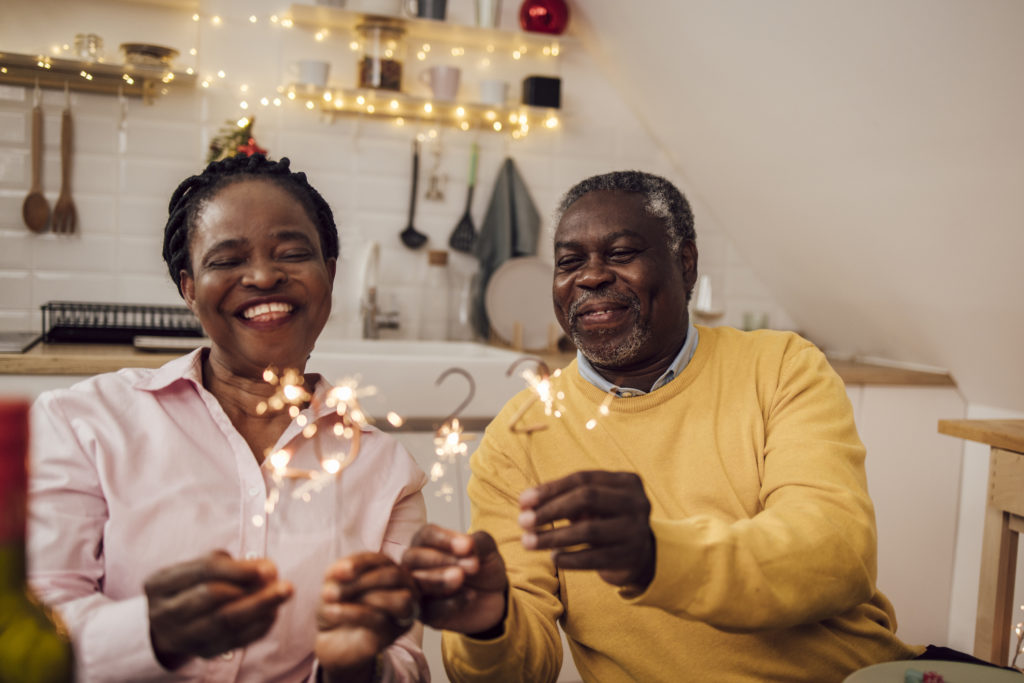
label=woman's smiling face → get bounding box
[180,179,336,379]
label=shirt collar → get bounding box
[576,319,699,397]
[134,349,366,434]
[134,347,206,392]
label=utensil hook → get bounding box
[436,367,476,425]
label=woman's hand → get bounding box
[144,550,293,669]
[519,470,656,590]
[402,524,509,636]
[315,552,419,681]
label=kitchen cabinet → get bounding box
[847,383,966,647]
[284,3,566,134]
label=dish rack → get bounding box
[41,301,204,344]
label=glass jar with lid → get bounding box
[356,21,406,91]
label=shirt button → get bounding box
[220,650,235,661]
[245,551,259,560]
[248,487,260,497]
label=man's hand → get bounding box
[315,553,419,681]
[144,550,293,669]
[402,524,509,636]
[519,470,656,590]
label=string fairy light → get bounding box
[10,11,556,139]
[44,7,561,136]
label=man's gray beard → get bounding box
[568,291,650,367]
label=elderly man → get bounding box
[404,171,919,682]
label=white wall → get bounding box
[569,0,1024,414]
[0,0,795,342]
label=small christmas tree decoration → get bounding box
[207,117,268,164]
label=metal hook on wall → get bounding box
[436,366,476,426]
[505,356,551,380]
[505,356,554,433]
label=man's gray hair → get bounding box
[554,171,695,254]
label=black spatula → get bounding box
[400,139,428,249]
[448,142,478,253]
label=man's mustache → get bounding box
[567,290,641,327]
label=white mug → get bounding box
[347,0,403,14]
[295,60,330,88]
[476,0,501,28]
[405,0,447,19]
[419,65,461,102]
[479,78,508,106]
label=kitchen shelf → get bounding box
[0,51,195,103]
[290,83,558,133]
[285,4,565,134]
[286,3,569,54]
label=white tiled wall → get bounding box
[0,0,795,339]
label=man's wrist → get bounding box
[466,587,509,640]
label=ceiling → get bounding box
[572,0,1024,412]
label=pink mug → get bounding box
[419,65,461,102]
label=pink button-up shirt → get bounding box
[28,349,429,682]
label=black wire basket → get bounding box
[41,301,204,344]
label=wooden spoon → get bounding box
[22,92,49,233]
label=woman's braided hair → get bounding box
[162,153,339,296]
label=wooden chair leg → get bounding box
[975,459,1019,665]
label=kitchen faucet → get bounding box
[360,241,399,339]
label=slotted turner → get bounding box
[448,142,478,253]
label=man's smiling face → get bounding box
[552,190,696,371]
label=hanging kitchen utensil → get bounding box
[52,83,77,234]
[22,80,49,233]
[424,140,446,201]
[448,142,478,253]
[399,139,428,249]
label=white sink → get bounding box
[307,339,534,421]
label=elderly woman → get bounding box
[27,154,429,682]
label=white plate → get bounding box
[484,257,559,351]
[844,659,1023,682]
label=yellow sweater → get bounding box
[443,326,920,682]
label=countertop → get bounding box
[0,342,957,387]
[938,419,1024,453]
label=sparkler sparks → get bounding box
[430,369,477,485]
[506,357,618,433]
[257,367,380,518]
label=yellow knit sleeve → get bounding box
[441,398,565,683]
[630,338,879,632]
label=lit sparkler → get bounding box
[431,368,477,512]
[257,367,381,517]
[505,357,618,433]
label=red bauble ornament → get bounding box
[519,0,569,35]
[237,137,268,157]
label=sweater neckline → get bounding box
[564,325,717,412]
